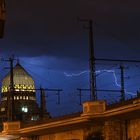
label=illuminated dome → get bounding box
[1,63,35,93]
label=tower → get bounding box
[0,62,41,122]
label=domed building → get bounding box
[0,62,46,122]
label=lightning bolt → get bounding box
[64,70,89,77]
[64,69,120,86]
[64,70,136,96]
[96,69,120,87]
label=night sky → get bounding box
[1,0,140,116]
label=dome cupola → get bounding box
[1,63,35,93]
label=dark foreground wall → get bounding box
[0,0,5,38]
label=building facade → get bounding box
[0,97,140,140]
[0,62,48,123]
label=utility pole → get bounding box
[39,88,62,118]
[77,88,121,105]
[44,89,62,105]
[88,20,96,101]
[120,64,125,101]
[40,87,47,119]
[56,90,61,105]
[96,58,140,101]
[78,89,82,105]
[77,88,83,105]
[78,18,96,101]
[2,57,15,121]
[76,65,125,102]
[9,57,15,121]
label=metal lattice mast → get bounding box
[88,20,96,101]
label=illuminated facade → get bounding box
[0,98,140,140]
[0,63,41,122]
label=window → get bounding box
[2,97,7,101]
[21,106,28,113]
[31,116,39,121]
[26,96,29,100]
[29,96,36,100]
[1,108,5,112]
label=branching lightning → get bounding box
[64,69,136,95]
[95,69,121,87]
[64,69,120,86]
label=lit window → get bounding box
[2,97,7,101]
[23,96,25,100]
[31,116,39,121]
[21,106,28,113]
[26,96,29,100]
[1,108,5,112]
[17,96,19,100]
[14,96,16,100]
[20,96,22,100]
[2,86,9,92]
[15,89,19,91]
[29,96,36,100]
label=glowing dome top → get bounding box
[1,63,35,93]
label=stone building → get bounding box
[0,96,140,140]
[0,62,48,123]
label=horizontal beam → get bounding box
[95,58,140,63]
[77,88,120,92]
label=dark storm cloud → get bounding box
[1,0,140,59]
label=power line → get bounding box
[96,58,140,63]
